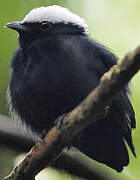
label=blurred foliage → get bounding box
[0,146,19,179]
[0,0,140,180]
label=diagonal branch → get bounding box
[4,46,140,180]
[0,115,110,180]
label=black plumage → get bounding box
[7,6,136,172]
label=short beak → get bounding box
[5,22,27,32]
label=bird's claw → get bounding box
[55,113,72,148]
[54,113,67,132]
[40,129,48,139]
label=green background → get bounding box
[0,0,139,179]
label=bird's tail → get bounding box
[74,92,136,172]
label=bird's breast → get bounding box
[9,42,99,133]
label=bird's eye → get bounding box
[40,21,52,31]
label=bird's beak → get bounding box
[5,22,27,32]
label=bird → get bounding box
[6,5,136,172]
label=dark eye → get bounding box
[40,21,52,31]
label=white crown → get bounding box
[23,5,88,34]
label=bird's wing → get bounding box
[70,36,136,171]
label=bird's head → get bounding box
[6,5,88,46]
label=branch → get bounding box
[0,115,110,180]
[0,115,35,151]
[4,46,140,180]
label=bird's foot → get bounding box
[55,113,73,149]
[40,129,48,139]
[54,113,67,131]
